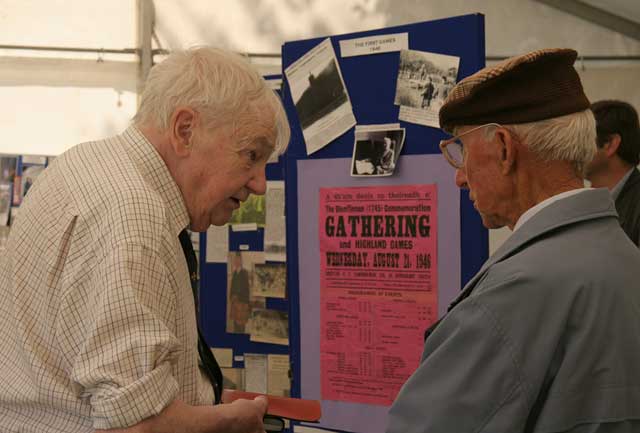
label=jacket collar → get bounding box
[618,167,640,199]
[449,188,616,310]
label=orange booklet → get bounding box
[222,389,322,422]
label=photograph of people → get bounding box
[352,128,404,177]
[227,251,252,333]
[395,49,460,127]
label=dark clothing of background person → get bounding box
[615,167,640,246]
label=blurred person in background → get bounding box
[586,99,640,246]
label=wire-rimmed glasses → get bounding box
[439,123,502,169]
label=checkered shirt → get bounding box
[0,126,214,432]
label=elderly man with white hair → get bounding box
[386,49,640,433]
[0,47,289,433]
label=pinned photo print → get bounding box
[249,308,289,346]
[285,38,356,155]
[394,49,460,128]
[351,128,405,177]
[226,251,266,334]
[252,263,286,299]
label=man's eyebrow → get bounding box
[254,137,276,153]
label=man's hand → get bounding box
[97,396,268,433]
[219,395,269,433]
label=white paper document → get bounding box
[339,32,408,57]
[244,353,268,394]
[267,354,291,397]
[265,180,286,262]
[205,225,229,263]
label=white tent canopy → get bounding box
[0,0,137,156]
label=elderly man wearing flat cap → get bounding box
[386,49,640,433]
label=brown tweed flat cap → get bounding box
[439,48,590,133]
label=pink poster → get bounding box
[319,184,438,406]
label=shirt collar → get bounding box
[610,167,634,201]
[121,125,190,235]
[513,188,589,232]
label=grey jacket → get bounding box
[386,188,640,433]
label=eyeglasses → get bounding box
[439,123,502,169]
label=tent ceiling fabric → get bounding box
[534,0,640,42]
[0,0,137,156]
[0,85,136,156]
[0,57,136,91]
[0,0,135,50]
[581,0,640,24]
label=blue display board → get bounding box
[281,14,487,433]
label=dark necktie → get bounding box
[179,229,223,404]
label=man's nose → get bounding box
[248,167,267,195]
[455,168,468,189]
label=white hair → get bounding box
[480,109,597,176]
[133,46,290,155]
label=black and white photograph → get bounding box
[394,49,460,128]
[285,38,356,155]
[252,263,287,298]
[351,127,405,177]
[264,181,286,262]
[249,308,289,346]
[294,58,347,130]
[226,251,266,334]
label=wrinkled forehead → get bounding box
[233,104,278,150]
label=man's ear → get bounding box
[169,107,197,157]
[603,133,621,158]
[495,128,517,175]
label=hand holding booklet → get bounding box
[222,389,322,432]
